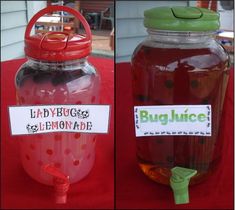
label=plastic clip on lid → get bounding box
[24,6,92,61]
[170,167,197,205]
[144,6,220,31]
[43,164,70,204]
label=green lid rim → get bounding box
[144,6,220,32]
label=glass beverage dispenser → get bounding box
[131,7,230,204]
[14,6,100,203]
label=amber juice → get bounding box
[131,40,230,185]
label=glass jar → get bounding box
[14,6,100,191]
[131,7,230,185]
[15,58,100,185]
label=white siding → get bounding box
[1,27,26,47]
[1,1,27,61]
[1,42,25,61]
[1,10,27,30]
[116,1,188,63]
[217,2,233,31]
[1,1,46,61]
[1,1,27,13]
[219,10,233,30]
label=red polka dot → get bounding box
[64,148,71,155]
[76,101,82,104]
[25,155,30,160]
[73,160,80,166]
[55,135,62,141]
[91,96,96,103]
[46,149,53,155]
[87,154,91,159]
[75,133,81,139]
[30,144,35,150]
[81,144,87,150]
[54,162,61,168]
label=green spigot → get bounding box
[170,166,197,205]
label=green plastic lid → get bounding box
[170,166,197,205]
[144,6,220,31]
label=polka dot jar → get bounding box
[15,6,100,187]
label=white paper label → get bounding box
[134,105,211,137]
[9,105,110,135]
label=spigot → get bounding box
[43,164,70,204]
[170,166,197,205]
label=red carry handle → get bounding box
[25,5,91,42]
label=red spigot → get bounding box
[43,164,70,204]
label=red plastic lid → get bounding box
[25,6,92,61]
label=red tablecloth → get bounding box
[1,57,114,209]
[116,63,234,209]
